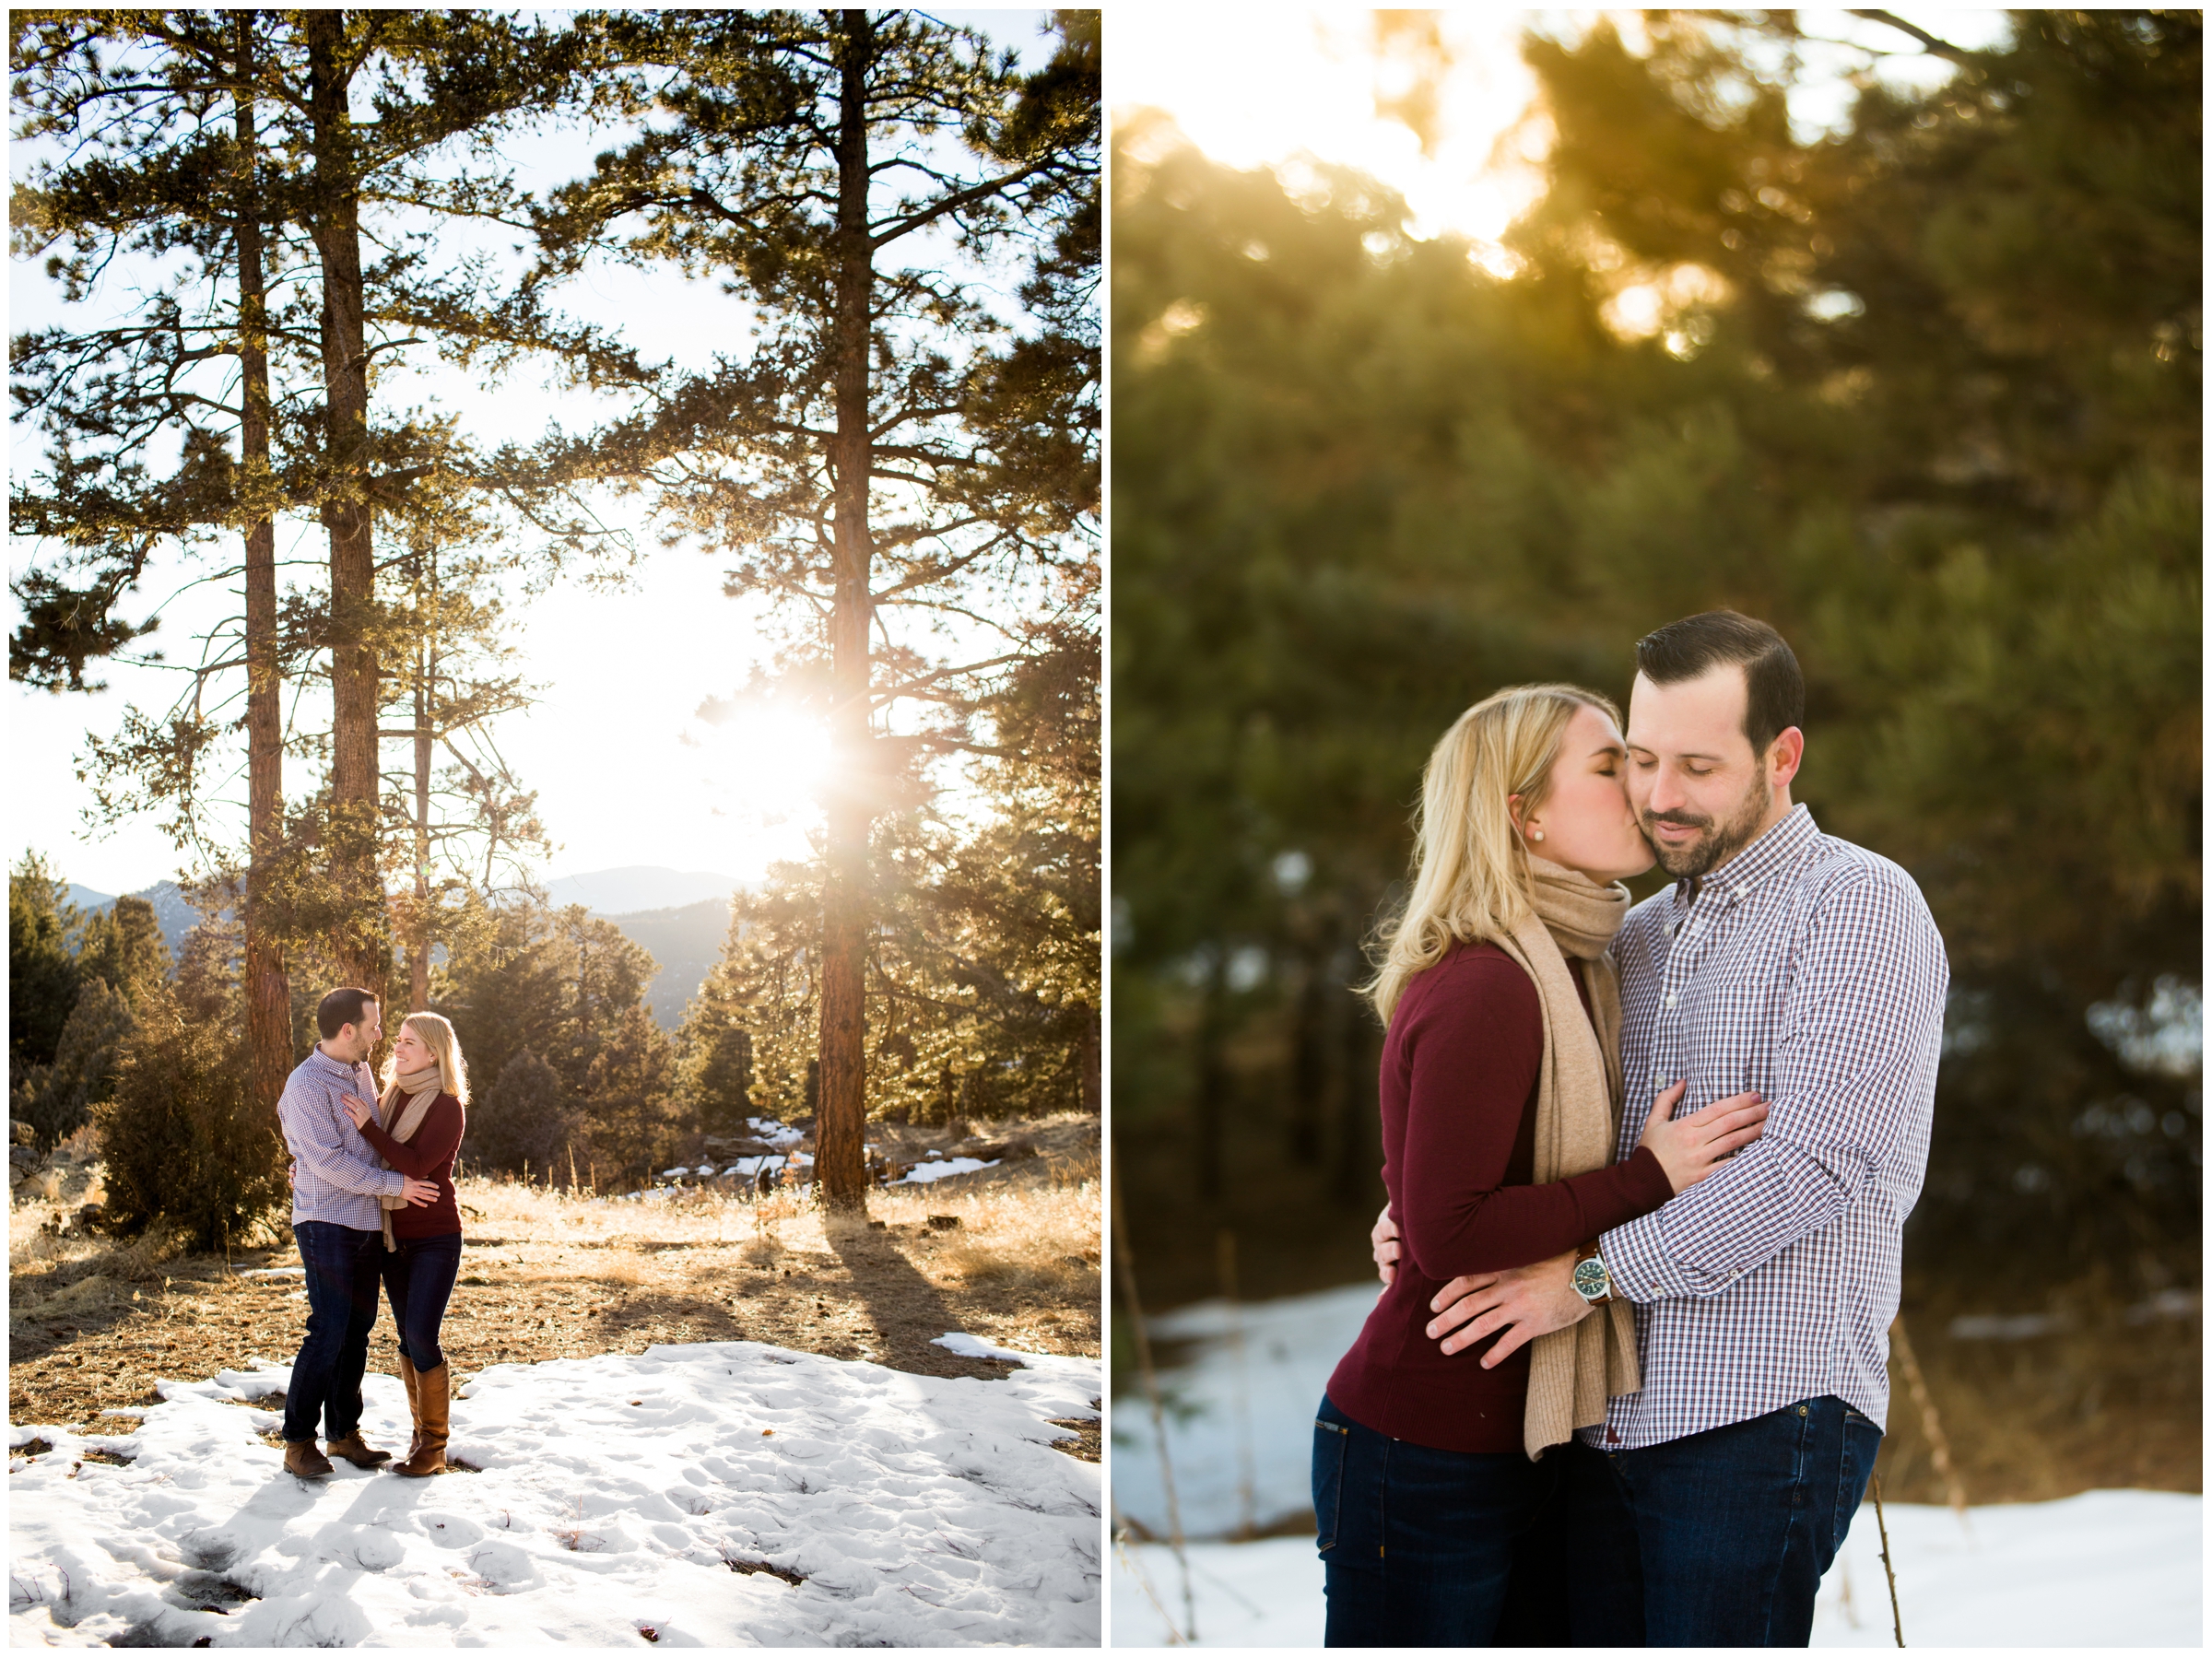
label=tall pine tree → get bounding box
[531,9,1100,1207]
[14,9,319,1111]
[14,12,631,1074]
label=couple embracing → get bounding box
[275,987,472,1482]
[1319,611,1948,1647]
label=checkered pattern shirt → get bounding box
[277,1047,406,1231]
[1580,805,1948,1451]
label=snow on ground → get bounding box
[1112,1280,2201,1646]
[1112,1281,1381,1538]
[895,1158,1000,1186]
[643,1151,999,1192]
[704,1155,799,1182]
[11,1338,1100,1647]
[640,1117,1007,1193]
[747,1118,806,1151]
[1112,1536,1319,1649]
[1111,1490,2202,1647]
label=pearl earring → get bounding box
[1531,828,1545,842]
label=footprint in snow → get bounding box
[351,1531,405,1571]
[418,1510,484,1547]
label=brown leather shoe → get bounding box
[283,1439,334,1478]
[394,1362,448,1477]
[324,1429,391,1469]
[397,1354,423,1461]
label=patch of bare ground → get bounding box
[1874,1271,2200,1505]
[10,1116,1101,1463]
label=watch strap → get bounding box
[1572,1240,1614,1306]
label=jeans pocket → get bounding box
[1833,1417,1883,1555]
[1312,1416,1351,1554]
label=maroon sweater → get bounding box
[352,1094,465,1240]
[1324,942,1675,1453]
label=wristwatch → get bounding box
[1571,1241,1614,1307]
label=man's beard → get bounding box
[1641,772,1772,882]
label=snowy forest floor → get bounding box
[9,1116,1102,1457]
[1109,1491,2202,1647]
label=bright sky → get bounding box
[1115,7,1544,251]
[9,11,1057,897]
[1113,8,2014,246]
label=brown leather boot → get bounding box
[283,1439,334,1478]
[397,1354,423,1461]
[394,1362,448,1476]
[324,1428,391,1469]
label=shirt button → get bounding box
[1665,993,1678,1007]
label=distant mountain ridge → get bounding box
[66,881,208,958]
[65,868,742,1029]
[605,898,738,1028]
[544,865,747,915]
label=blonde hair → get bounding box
[379,1010,471,1110]
[1364,682,1622,1026]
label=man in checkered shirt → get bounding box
[275,987,440,1479]
[1373,611,1947,1645]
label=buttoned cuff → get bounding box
[1599,1209,1690,1304]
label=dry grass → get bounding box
[9,1116,1102,1461]
[871,1163,1101,1287]
[9,1149,201,1322]
[1875,1275,2200,1505]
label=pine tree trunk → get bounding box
[235,16,290,1115]
[1081,1004,1101,1115]
[308,11,384,1003]
[1194,953,1230,1204]
[410,618,433,1014]
[1286,940,1334,1166]
[814,13,877,1214]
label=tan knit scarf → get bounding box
[1485,854,1641,1460]
[374,1061,444,1252]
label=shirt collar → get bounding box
[1671,802,1818,911]
[307,1046,367,1076]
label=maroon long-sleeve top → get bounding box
[1324,941,1675,1453]
[352,1094,465,1240]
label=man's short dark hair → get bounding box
[1636,610,1805,756]
[317,986,379,1041]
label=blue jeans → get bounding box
[1595,1394,1884,1646]
[1535,1436,1646,1644]
[1313,1394,1569,1647]
[283,1220,383,1443]
[381,1230,464,1373]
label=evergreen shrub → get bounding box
[94,990,288,1250]
[466,1046,575,1177]
[11,977,135,1148]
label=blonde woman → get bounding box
[340,1012,467,1478]
[1313,685,1770,1647]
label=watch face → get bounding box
[1572,1256,1609,1300]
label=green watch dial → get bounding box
[1572,1255,1610,1300]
